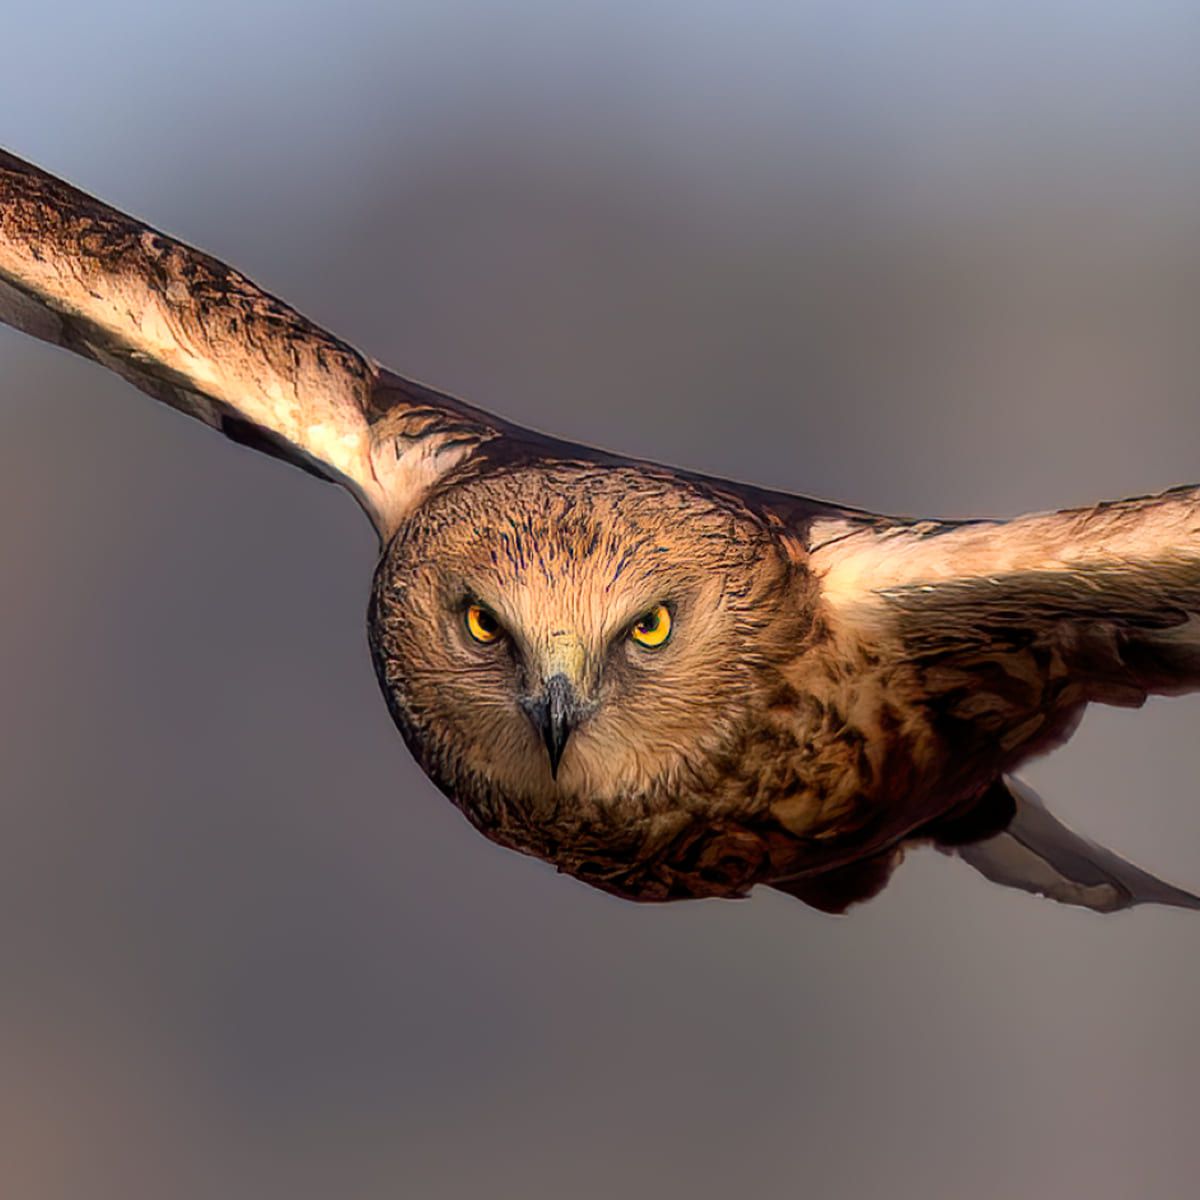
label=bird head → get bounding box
[368,463,799,823]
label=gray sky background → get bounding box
[4,4,1200,1197]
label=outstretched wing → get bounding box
[805,490,1200,910]
[811,487,1200,706]
[0,148,501,537]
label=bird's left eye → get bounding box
[629,604,672,648]
[466,604,503,644]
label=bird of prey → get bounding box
[2,147,1198,917]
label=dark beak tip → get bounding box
[533,673,577,780]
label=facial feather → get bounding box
[370,464,794,842]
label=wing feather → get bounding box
[811,487,1200,699]
[0,149,501,536]
[814,488,1200,609]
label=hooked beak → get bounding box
[523,673,582,779]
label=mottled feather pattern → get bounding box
[0,151,500,534]
[5,147,1200,913]
[368,462,951,901]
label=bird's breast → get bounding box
[451,671,950,903]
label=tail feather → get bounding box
[948,776,1200,913]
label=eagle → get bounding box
[2,146,1197,915]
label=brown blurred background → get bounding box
[4,4,1200,1197]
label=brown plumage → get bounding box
[3,147,1199,915]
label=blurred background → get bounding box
[4,3,1200,1196]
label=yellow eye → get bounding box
[629,604,672,649]
[466,604,503,644]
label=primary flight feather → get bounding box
[3,147,1197,915]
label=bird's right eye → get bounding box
[465,604,503,644]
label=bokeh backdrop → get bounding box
[4,4,1200,1197]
